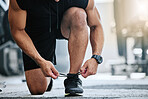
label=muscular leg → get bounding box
[25,68,51,95]
[25,7,88,95]
[61,7,88,74]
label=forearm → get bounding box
[90,25,104,55]
[11,29,45,65]
[80,25,104,78]
[8,0,47,68]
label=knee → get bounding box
[28,84,47,95]
[30,88,46,95]
[69,8,87,29]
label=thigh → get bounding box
[25,68,51,94]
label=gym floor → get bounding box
[0,74,148,99]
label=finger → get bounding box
[82,70,90,78]
[46,69,57,79]
[80,68,87,75]
[51,66,59,77]
[49,72,58,79]
[80,63,88,74]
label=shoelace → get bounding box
[59,72,81,77]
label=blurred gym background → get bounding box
[0,0,148,79]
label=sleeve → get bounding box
[16,0,27,10]
[72,0,89,9]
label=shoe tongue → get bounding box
[67,73,79,79]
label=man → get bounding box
[9,0,104,95]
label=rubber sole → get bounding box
[65,91,83,96]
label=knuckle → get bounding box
[47,74,51,77]
[48,73,52,77]
[81,68,84,71]
[89,71,93,74]
[45,69,49,73]
[89,71,92,74]
[87,71,90,74]
[43,73,47,77]
[50,64,53,67]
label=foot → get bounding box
[46,78,53,92]
[64,73,83,95]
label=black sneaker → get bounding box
[64,73,83,95]
[46,78,53,92]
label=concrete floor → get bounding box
[0,74,148,99]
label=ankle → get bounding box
[69,71,79,74]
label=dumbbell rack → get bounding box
[111,29,148,76]
[0,41,24,76]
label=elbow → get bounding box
[10,26,25,36]
[90,24,103,33]
[89,20,103,32]
[10,28,17,37]
[9,22,16,35]
[90,26,96,32]
[90,25,100,32]
[10,27,16,35]
[9,23,25,36]
[90,25,104,41]
[10,27,25,43]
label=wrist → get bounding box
[92,52,101,56]
[34,56,46,67]
[91,55,103,64]
[91,58,98,64]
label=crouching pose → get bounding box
[9,0,104,95]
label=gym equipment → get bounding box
[0,0,10,45]
[3,10,14,43]
[112,0,148,75]
[0,41,23,76]
[0,10,14,46]
[0,1,23,76]
[0,6,4,38]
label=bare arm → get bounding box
[9,0,43,65]
[86,0,104,55]
[80,0,104,78]
[9,0,59,79]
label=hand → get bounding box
[55,0,60,2]
[39,60,59,79]
[80,58,98,78]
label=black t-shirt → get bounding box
[16,0,89,70]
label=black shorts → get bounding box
[16,0,89,71]
[22,29,66,71]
